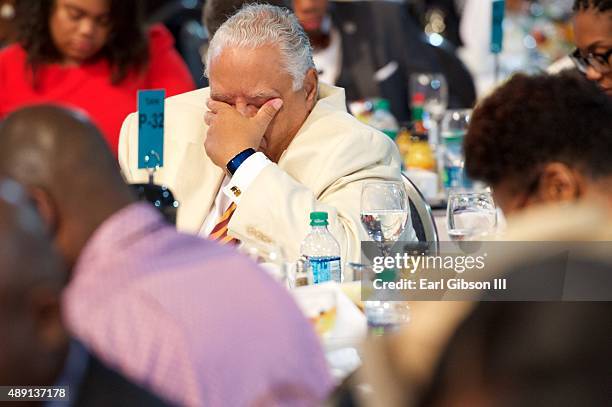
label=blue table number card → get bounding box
[138,89,165,169]
[490,0,505,54]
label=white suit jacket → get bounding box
[119,83,415,263]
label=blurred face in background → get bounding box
[573,8,612,95]
[49,0,112,65]
[293,0,328,34]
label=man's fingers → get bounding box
[255,98,283,127]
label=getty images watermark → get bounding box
[360,241,612,301]
[370,251,508,291]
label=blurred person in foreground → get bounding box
[465,72,612,217]
[0,0,195,156]
[0,105,332,406]
[418,301,612,407]
[0,179,169,406]
[341,261,612,406]
[571,0,612,96]
[120,4,414,263]
[328,72,612,407]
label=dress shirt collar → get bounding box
[73,202,167,277]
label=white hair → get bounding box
[205,4,315,91]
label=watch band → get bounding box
[226,148,256,175]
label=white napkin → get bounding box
[292,282,367,350]
[292,282,367,381]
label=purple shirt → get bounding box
[63,203,332,406]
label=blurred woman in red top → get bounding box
[0,0,195,156]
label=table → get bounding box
[433,209,449,241]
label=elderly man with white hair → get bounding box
[119,4,414,264]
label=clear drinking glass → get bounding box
[440,109,472,190]
[360,182,411,334]
[241,243,291,287]
[410,73,449,144]
[441,109,471,139]
[364,301,411,336]
[447,189,497,241]
[360,182,409,257]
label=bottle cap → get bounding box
[411,92,425,105]
[374,98,391,112]
[310,211,329,226]
[442,130,465,143]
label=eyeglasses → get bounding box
[570,48,612,75]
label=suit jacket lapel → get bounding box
[174,142,224,234]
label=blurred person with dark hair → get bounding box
[0,105,332,406]
[291,0,475,122]
[203,0,286,38]
[0,0,195,156]
[0,178,170,406]
[571,0,612,95]
[464,72,612,216]
[333,72,612,407]
[418,301,612,407]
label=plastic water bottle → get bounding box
[441,131,472,190]
[300,212,342,284]
[369,99,399,139]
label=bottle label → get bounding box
[309,256,341,284]
[444,165,462,189]
[444,165,473,189]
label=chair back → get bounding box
[402,173,439,251]
[421,33,477,109]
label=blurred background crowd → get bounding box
[0,0,589,178]
[0,0,581,105]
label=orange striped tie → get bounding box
[209,203,239,245]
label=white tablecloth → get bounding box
[433,209,449,241]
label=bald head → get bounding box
[0,178,68,386]
[0,105,135,269]
[0,105,124,192]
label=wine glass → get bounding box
[447,189,497,241]
[441,109,471,139]
[360,182,409,257]
[361,182,411,334]
[410,73,449,144]
[241,242,291,288]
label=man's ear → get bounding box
[303,68,319,111]
[536,162,585,204]
[26,286,68,353]
[27,187,59,237]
